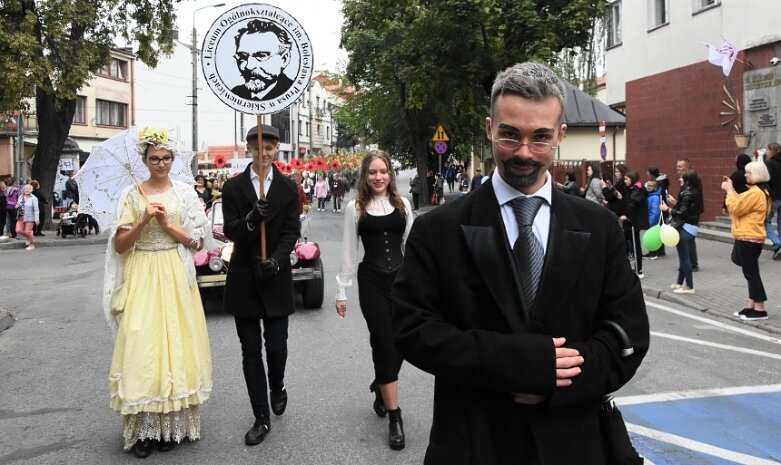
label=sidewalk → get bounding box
[0,230,106,251]
[423,188,781,336]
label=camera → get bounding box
[771,57,780,66]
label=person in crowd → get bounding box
[290,172,309,215]
[30,180,47,236]
[64,171,79,204]
[470,167,483,191]
[103,128,212,458]
[644,178,663,260]
[194,175,212,209]
[433,172,444,205]
[603,164,628,217]
[674,158,700,271]
[763,143,781,259]
[619,169,649,277]
[444,164,456,192]
[335,150,414,450]
[661,169,703,295]
[392,62,649,464]
[723,161,772,320]
[4,177,19,238]
[302,172,314,203]
[555,171,581,196]
[722,154,751,215]
[409,173,421,210]
[331,172,346,212]
[15,184,39,250]
[647,166,669,257]
[0,181,7,240]
[221,124,300,447]
[583,161,604,205]
[459,171,470,195]
[314,174,329,212]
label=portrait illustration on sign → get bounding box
[201,4,313,115]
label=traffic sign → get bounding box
[432,124,449,142]
[434,141,448,154]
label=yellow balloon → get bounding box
[660,224,680,247]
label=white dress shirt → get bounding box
[250,164,274,198]
[492,169,553,254]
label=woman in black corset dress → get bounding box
[335,150,414,450]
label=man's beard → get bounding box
[241,68,276,92]
[501,158,546,190]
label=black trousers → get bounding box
[357,262,403,384]
[731,240,766,302]
[411,193,419,210]
[234,315,289,419]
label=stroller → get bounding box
[57,213,92,238]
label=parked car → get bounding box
[194,200,324,309]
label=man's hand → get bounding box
[246,198,270,228]
[553,337,583,387]
[253,257,279,280]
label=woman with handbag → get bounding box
[723,161,772,321]
[335,150,414,450]
[661,169,702,294]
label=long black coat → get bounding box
[221,163,300,318]
[392,180,650,465]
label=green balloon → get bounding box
[643,225,663,251]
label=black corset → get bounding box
[358,209,406,272]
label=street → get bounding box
[1,173,781,464]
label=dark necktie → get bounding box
[511,197,545,307]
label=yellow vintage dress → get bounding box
[108,188,212,450]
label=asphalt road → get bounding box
[1,170,780,464]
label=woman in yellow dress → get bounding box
[102,128,213,458]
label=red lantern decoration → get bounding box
[213,154,227,168]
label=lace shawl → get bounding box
[102,181,213,333]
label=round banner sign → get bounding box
[201,3,314,115]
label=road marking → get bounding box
[626,423,780,465]
[645,301,781,345]
[617,383,781,405]
[651,331,781,361]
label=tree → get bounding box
[340,0,605,202]
[0,0,180,227]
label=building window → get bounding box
[693,0,719,13]
[327,126,330,140]
[95,99,127,127]
[98,58,128,80]
[607,1,622,48]
[306,122,310,137]
[648,0,669,30]
[73,96,86,124]
[270,107,290,144]
[317,124,321,136]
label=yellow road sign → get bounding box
[432,124,449,142]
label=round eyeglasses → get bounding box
[146,155,174,166]
[491,138,557,154]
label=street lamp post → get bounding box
[191,3,225,172]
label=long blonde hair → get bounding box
[354,150,406,218]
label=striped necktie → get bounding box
[510,196,545,306]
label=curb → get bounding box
[0,235,107,251]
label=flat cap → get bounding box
[246,124,280,142]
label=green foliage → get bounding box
[340,0,606,168]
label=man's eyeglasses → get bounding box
[234,52,273,64]
[491,138,557,154]
[146,156,174,166]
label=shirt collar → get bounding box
[492,169,553,205]
[250,164,274,184]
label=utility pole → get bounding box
[15,114,24,180]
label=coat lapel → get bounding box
[239,163,286,222]
[461,182,527,332]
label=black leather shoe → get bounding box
[369,381,387,417]
[130,438,154,458]
[388,408,405,450]
[245,417,270,446]
[270,388,287,416]
[156,440,177,452]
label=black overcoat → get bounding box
[393,180,650,465]
[222,163,300,318]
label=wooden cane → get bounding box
[257,114,267,259]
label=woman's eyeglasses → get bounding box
[146,156,174,166]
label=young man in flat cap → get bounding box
[221,124,301,446]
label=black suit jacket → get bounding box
[231,73,295,102]
[221,163,300,318]
[392,180,650,465]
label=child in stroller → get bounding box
[57,202,99,238]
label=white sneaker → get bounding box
[0,235,8,240]
[25,245,35,251]
[670,283,682,289]
[637,272,645,279]
[673,287,695,294]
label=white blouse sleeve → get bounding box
[401,197,414,251]
[335,200,360,301]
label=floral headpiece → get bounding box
[136,126,177,156]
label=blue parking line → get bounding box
[621,391,781,464]
[631,435,748,465]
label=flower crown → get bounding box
[136,127,177,156]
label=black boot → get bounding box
[369,381,387,417]
[388,408,405,450]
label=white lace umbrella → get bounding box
[75,127,195,233]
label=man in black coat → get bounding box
[392,62,649,465]
[221,124,300,446]
[764,142,781,259]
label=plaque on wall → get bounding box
[749,98,769,112]
[758,113,777,127]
